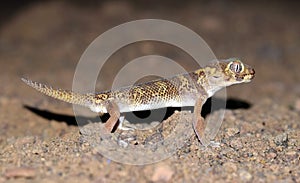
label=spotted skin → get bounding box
[22,58,255,146]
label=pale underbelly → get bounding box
[118,98,196,113]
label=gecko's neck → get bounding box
[192,66,229,98]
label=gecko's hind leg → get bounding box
[104,102,120,132]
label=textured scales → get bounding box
[22,58,255,146]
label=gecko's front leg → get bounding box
[193,97,210,146]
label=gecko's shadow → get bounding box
[24,105,103,126]
[201,97,252,117]
[125,97,251,125]
[24,98,251,127]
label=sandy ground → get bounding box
[0,1,299,182]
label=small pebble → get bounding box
[152,165,174,182]
[239,170,252,181]
[225,127,240,137]
[230,139,244,149]
[14,136,36,147]
[274,133,288,146]
[5,167,36,179]
[223,162,237,173]
[294,99,300,111]
[267,152,277,159]
[117,140,129,148]
[286,150,297,156]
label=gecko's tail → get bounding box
[21,78,93,107]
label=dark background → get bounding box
[0,1,299,182]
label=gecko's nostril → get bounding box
[250,69,255,79]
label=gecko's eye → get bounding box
[229,61,243,73]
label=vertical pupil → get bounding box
[235,64,240,72]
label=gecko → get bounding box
[22,58,255,146]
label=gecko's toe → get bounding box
[118,116,136,131]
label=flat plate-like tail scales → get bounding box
[21,78,91,107]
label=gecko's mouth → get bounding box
[239,68,255,83]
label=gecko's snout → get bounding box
[241,67,255,83]
[249,68,255,79]
[250,68,255,75]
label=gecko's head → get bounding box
[206,58,255,87]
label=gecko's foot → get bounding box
[118,125,136,131]
[118,116,136,131]
[192,116,211,147]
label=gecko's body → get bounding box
[22,58,255,146]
